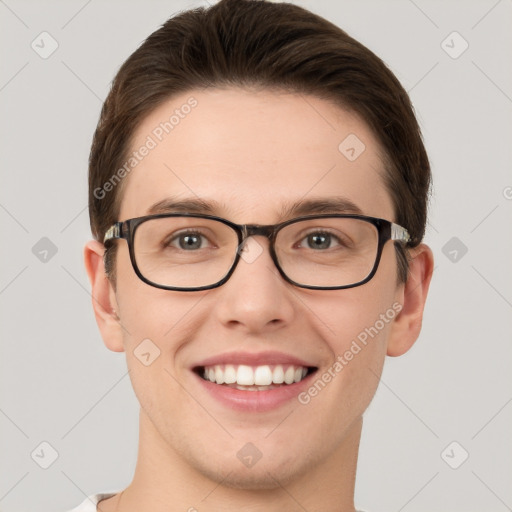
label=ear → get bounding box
[83,240,125,352]
[387,243,434,357]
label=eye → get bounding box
[297,231,344,250]
[166,230,210,250]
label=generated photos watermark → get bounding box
[93,96,198,200]
[298,301,403,405]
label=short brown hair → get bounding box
[89,0,431,287]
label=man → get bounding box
[77,0,434,510]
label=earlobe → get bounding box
[387,243,434,357]
[83,240,125,353]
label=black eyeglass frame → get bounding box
[103,213,411,292]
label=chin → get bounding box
[191,448,318,491]
[199,465,294,491]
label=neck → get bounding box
[112,409,361,512]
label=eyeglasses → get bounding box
[103,213,410,291]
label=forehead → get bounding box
[118,87,394,222]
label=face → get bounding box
[109,87,404,488]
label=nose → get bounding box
[213,236,296,333]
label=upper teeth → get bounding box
[202,364,308,386]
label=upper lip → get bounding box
[192,350,317,369]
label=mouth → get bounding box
[194,364,317,391]
[190,351,319,411]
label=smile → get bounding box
[196,364,315,390]
[191,351,319,411]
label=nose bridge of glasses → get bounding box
[241,224,276,242]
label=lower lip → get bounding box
[193,371,316,412]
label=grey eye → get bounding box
[306,233,332,250]
[179,234,203,250]
[165,231,209,250]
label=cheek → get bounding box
[116,288,207,424]
[300,250,400,414]
[298,308,392,437]
[113,246,208,397]
[114,243,198,338]
[310,268,399,358]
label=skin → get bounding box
[84,87,434,512]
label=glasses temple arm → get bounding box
[390,222,411,243]
[103,223,122,243]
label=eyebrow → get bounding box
[146,195,364,219]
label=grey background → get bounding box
[1,0,511,511]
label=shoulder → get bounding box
[65,491,121,512]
